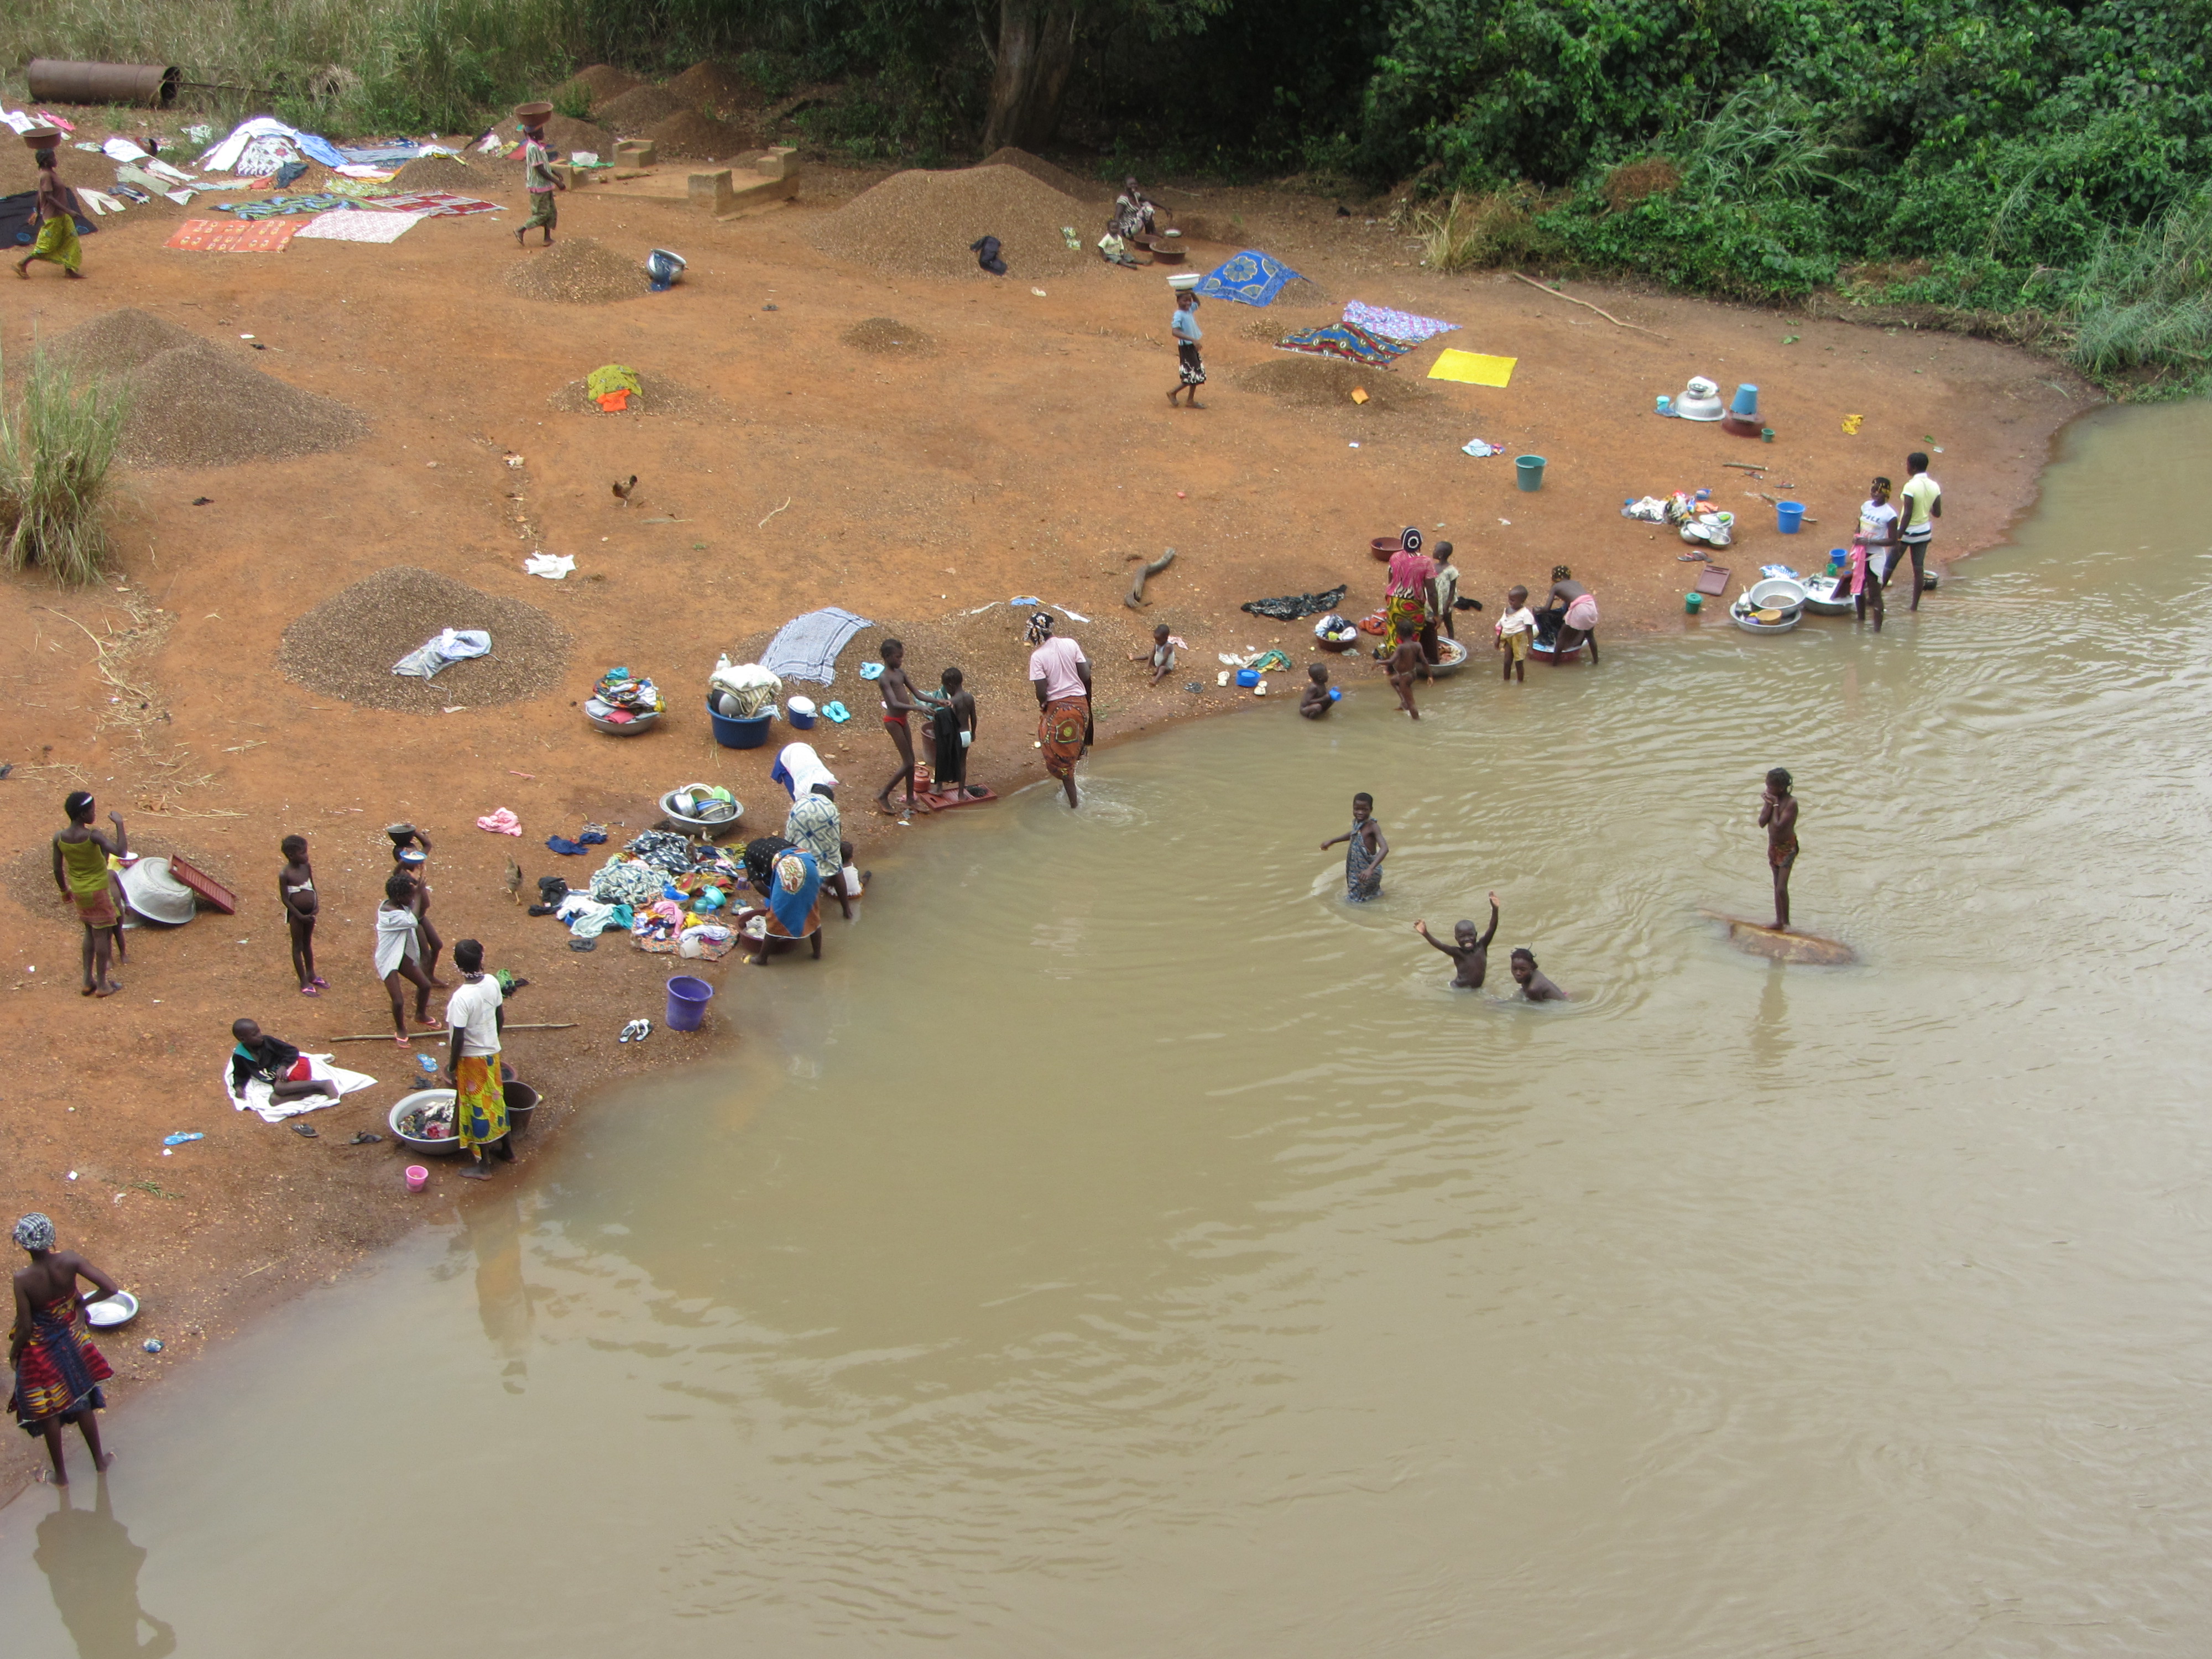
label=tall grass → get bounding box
[1411,187,1560,273]
[2068,191,2212,382]
[0,0,597,133]
[0,346,132,586]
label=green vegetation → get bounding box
[1,347,132,586]
[6,0,2208,390]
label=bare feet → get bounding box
[458,1164,491,1181]
[95,980,122,998]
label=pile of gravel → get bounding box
[809,164,1089,279]
[555,64,644,106]
[842,317,936,354]
[278,567,572,713]
[541,113,612,155]
[979,147,1112,201]
[51,307,369,468]
[504,237,653,304]
[1238,357,1434,411]
[665,60,757,112]
[390,154,495,192]
[546,373,725,418]
[596,84,690,133]
[644,109,742,159]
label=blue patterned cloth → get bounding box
[1343,300,1459,343]
[766,849,822,938]
[1195,249,1302,307]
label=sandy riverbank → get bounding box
[0,144,2092,1497]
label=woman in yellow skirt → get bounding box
[15,135,83,281]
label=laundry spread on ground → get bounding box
[1195,249,1302,306]
[293,207,428,243]
[758,609,873,686]
[1275,321,1412,368]
[165,217,302,253]
[1342,300,1459,343]
[369,191,503,217]
[211,193,363,221]
[1427,349,1519,388]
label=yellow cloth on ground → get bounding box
[28,214,81,273]
[1427,349,1516,387]
[586,364,641,400]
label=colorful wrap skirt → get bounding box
[1040,697,1087,780]
[454,1053,509,1150]
[11,1299,111,1432]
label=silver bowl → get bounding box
[86,1291,139,1329]
[586,708,659,736]
[390,1088,466,1155]
[659,787,742,834]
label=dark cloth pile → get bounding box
[1241,585,1348,622]
[970,234,1006,275]
[623,830,693,876]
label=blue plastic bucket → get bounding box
[1515,455,1546,492]
[1730,382,1760,417]
[1234,668,1260,688]
[1775,500,1806,534]
[665,975,713,1032]
[706,698,771,749]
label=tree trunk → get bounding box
[983,0,1080,153]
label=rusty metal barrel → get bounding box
[27,61,181,108]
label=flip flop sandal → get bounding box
[299,984,321,995]
[348,1131,383,1145]
[290,1122,319,1138]
[568,936,596,951]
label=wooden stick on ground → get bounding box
[1511,273,1670,340]
[326,1022,580,1043]
[1721,461,1769,473]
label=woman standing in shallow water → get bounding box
[11,1214,119,1485]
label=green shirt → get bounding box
[1900,473,1940,535]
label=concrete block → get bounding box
[688,170,735,216]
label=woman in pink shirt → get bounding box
[1381,528,1438,662]
[1028,614,1093,808]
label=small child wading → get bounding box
[1321,793,1388,903]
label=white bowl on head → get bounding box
[1167,271,1202,290]
[119,857,196,926]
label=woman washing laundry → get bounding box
[1540,566,1601,663]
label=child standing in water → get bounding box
[1321,792,1388,902]
[1496,586,1535,683]
[1758,766,1799,930]
[930,665,983,799]
[1414,894,1501,987]
[279,834,324,996]
[1509,948,1568,1001]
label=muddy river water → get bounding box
[7,402,2212,1656]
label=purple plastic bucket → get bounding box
[665,974,714,1032]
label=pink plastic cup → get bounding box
[405,1165,430,1193]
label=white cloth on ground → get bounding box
[392,628,491,679]
[198,116,346,171]
[225,1053,377,1123]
